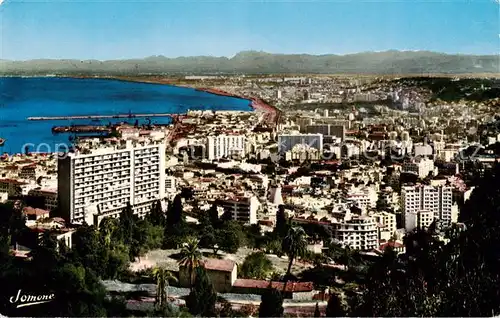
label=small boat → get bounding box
[0,138,5,146]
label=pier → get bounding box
[28,113,183,121]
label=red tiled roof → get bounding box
[23,207,50,216]
[233,279,314,293]
[202,259,236,272]
[379,241,404,250]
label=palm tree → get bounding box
[282,226,308,279]
[152,266,178,309]
[178,237,202,288]
[99,217,118,248]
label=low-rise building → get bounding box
[179,259,237,293]
[29,187,58,211]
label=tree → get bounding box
[350,164,500,317]
[152,266,178,310]
[240,252,274,280]
[31,231,60,271]
[218,221,244,254]
[99,217,119,248]
[326,292,347,317]
[119,202,137,246]
[275,205,288,236]
[259,287,284,317]
[167,194,184,226]
[185,267,217,317]
[178,237,202,288]
[208,203,219,226]
[314,302,321,317]
[282,226,308,279]
[9,208,26,248]
[147,199,166,227]
[73,224,107,276]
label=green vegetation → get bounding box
[185,267,217,317]
[395,77,500,103]
[239,252,274,280]
[3,162,500,316]
[325,292,347,317]
[282,226,308,279]
[258,287,284,317]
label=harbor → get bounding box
[28,112,183,121]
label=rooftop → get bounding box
[233,279,314,293]
[202,258,236,272]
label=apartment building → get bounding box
[29,187,58,211]
[404,210,434,232]
[370,211,397,240]
[401,184,454,229]
[207,135,246,161]
[278,133,323,154]
[58,141,166,225]
[331,215,378,251]
[343,186,377,212]
[165,176,177,193]
[216,195,259,225]
[0,178,34,197]
[402,158,435,178]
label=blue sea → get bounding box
[0,77,252,154]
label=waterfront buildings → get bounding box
[58,140,166,225]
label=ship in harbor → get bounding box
[0,138,5,146]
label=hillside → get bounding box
[0,51,498,75]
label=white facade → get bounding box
[207,135,246,161]
[402,158,435,178]
[332,215,378,251]
[58,141,166,225]
[278,134,323,154]
[404,210,434,232]
[370,211,397,234]
[401,185,454,229]
[218,195,259,224]
[165,176,177,194]
[343,186,377,212]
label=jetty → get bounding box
[28,113,184,121]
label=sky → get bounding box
[0,0,498,60]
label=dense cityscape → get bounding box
[0,73,499,316]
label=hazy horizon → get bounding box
[1,50,498,63]
[0,0,498,61]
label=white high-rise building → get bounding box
[207,135,246,161]
[58,141,166,225]
[401,185,454,229]
[278,133,323,154]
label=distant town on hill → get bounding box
[0,50,498,75]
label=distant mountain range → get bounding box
[0,50,498,75]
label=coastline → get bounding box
[0,74,281,127]
[66,75,282,127]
